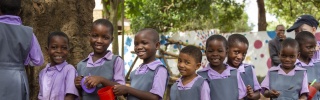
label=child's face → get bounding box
[279,46,299,69]
[134,32,160,64]
[295,24,317,35]
[47,36,68,65]
[299,39,317,59]
[205,40,227,67]
[90,24,113,55]
[227,42,248,68]
[177,53,201,77]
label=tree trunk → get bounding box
[257,0,267,31]
[109,0,120,55]
[21,0,95,99]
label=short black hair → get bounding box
[206,35,228,49]
[137,28,159,42]
[0,0,21,15]
[180,45,202,63]
[227,34,249,48]
[92,19,114,35]
[47,31,69,46]
[295,31,316,45]
[275,24,285,30]
[281,38,299,51]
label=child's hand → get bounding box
[312,82,320,90]
[270,90,280,98]
[113,85,128,96]
[84,76,102,89]
[246,85,254,98]
[75,76,83,88]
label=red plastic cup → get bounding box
[98,86,115,100]
[308,85,317,100]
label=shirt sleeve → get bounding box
[65,66,79,97]
[300,71,309,94]
[113,57,125,85]
[268,41,281,66]
[312,41,320,63]
[24,34,44,66]
[260,71,270,93]
[150,67,168,99]
[251,67,262,91]
[200,80,211,100]
[237,71,247,99]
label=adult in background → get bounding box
[287,15,320,63]
[269,24,286,66]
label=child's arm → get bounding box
[247,67,261,100]
[263,89,280,98]
[24,34,44,66]
[85,76,120,88]
[200,80,210,100]
[299,93,307,100]
[64,94,76,100]
[113,58,125,85]
[113,85,160,100]
[114,67,168,100]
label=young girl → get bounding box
[197,35,247,100]
[227,34,261,99]
[295,31,320,100]
[170,45,210,100]
[74,19,125,99]
[0,0,44,99]
[113,28,169,100]
[261,38,309,99]
[38,32,78,100]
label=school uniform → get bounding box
[127,59,168,100]
[38,61,79,100]
[0,15,44,100]
[170,75,210,100]
[296,59,320,100]
[77,51,125,100]
[261,65,309,100]
[197,64,247,100]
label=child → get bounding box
[287,15,320,63]
[295,31,320,100]
[38,32,79,100]
[74,19,125,99]
[0,0,44,99]
[197,35,247,100]
[170,45,210,100]
[261,38,309,99]
[113,28,169,100]
[227,34,261,100]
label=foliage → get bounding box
[125,0,253,33]
[265,0,320,25]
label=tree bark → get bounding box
[257,0,267,31]
[21,0,95,99]
[109,0,120,55]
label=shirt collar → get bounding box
[138,59,163,70]
[176,75,201,88]
[0,15,22,25]
[199,63,236,76]
[295,59,314,66]
[82,50,113,62]
[269,64,305,75]
[45,61,68,72]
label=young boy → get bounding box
[0,0,44,99]
[227,34,261,100]
[295,31,320,100]
[261,38,309,99]
[170,45,210,100]
[113,28,169,100]
[287,15,320,63]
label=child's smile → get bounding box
[47,36,69,65]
